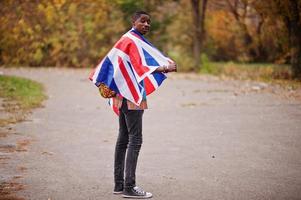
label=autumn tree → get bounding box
[0,0,124,67]
[277,0,301,79]
[0,0,299,78]
[191,0,208,70]
[254,0,301,79]
[223,0,271,61]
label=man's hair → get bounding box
[131,11,150,22]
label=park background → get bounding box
[1,1,301,200]
[1,0,301,81]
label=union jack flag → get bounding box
[89,29,173,113]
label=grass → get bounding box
[199,61,301,89]
[0,75,46,125]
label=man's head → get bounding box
[131,11,151,35]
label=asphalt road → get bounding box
[1,68,301,200]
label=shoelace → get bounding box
[133,186,146,195]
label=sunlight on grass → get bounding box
[0,75,47,111]
[199,61,301,89]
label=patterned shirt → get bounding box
[112,96,148,110]
[113,80,148,110]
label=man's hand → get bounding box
[167,63,177,72]
[154,63,177,73]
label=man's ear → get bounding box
[131,19,136,27]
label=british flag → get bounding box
[89,28,173,112]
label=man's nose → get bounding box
[144,22,150,27]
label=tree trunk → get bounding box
[287,0,301,79]
[255,15,267,61]
[191,0,208,71]
[226,0,256,61]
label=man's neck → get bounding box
[132,28,145,36]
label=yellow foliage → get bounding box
[0,0,294,71]
[0,0,125,67]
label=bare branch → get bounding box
[225,0,240,21]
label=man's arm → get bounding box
[154,63,177,73]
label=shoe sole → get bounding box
[113,191,123,195]
[122,193,152,199]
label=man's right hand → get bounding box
[167,63,177,72]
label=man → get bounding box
[114,11,177,199]
[91,10,177,199]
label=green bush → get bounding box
[199,53,222,75]
[168,50,195,72]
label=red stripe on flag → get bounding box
[115,37,131,54]
[144,76,155,95]
[89,68,96,81]
[112,98,120,115]
[115,37,150,77]
[118,57,140,103]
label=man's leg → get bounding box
[122,109,152,198]
[123,109,144,188]
[113,108,129,193]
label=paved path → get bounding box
[1,68,301,200]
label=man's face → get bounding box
[132,14,151,35]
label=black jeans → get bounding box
[114,99,144,189]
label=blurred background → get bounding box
[1,0,300,81]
